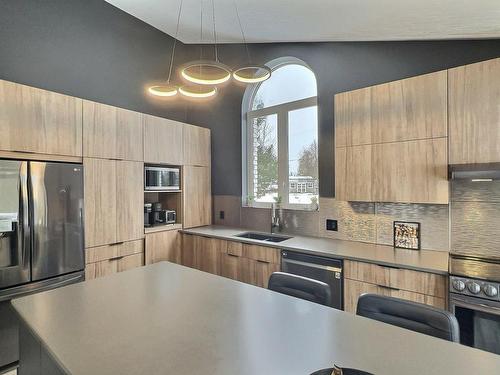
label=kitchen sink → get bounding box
[235,232,292,243]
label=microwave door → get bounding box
[0,160,30,289]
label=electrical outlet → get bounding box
[219,211,225,220]
[326,219,338,231]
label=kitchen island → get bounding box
[11,262,500,375]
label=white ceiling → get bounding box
[106,0,500,44]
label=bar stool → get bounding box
[268,272,332,307]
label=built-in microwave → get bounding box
[144,166,180,191]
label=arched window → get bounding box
[242,57,318,210]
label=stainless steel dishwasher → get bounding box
[281,251,343,310]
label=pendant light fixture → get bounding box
[180,0,231,86]
[148,0,184,97]
[232,0,271,84]
[179,85,218,98]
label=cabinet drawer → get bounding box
[344,279,446,313]
[220,253,255,284]
[85,252,144,280]
[344,260,446,298]
[242,244,280,264]
[227,241,243,256]
[85,240,144,264]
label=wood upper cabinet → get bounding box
[83,101,143,161]
[183,166,212,228]
[449,58,500,164]
[334,71,447,147]
[334,71,449,204]
[0,80,82,157]
[116,160,144,242]
[84,158,117,247]
[143,114,183,164]
[84,158,144,248]
[145,230,181,265]
[183,125,211,167]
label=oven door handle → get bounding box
[282,258,342,273]
[451,297,500,315]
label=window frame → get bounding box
[241,57,319,211]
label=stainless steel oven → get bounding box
[450,255,500,355]
[144,166,180,191]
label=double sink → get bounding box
[235,232,292,243]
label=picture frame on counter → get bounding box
[393,221,420,250]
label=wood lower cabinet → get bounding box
[85,240,144,280]
[145,230,181,265]
[0,79,83,157]
[182,235,280,288]
[143,114,183,164]
[183,166,211,228]
[343,260,447,313]
[83,101,143,161]
[449,57,500,164]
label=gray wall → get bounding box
[186,41,500,197]
[0,0,190,122]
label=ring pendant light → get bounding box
[232,0,271,84]
[148,0,184,97]
[181,0,231,86]
[179,85,218,98]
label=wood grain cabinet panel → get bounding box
[254,261,280,289]
[335,144,373,202]
[83,101,143,161]
[84,158,117,247]
[220,253,256,284]
[181,235,224,275]
[0,80,82,157]
[145,230,181,265]
[183,166,212,228]
[183,125,211,167]
[449,58,500,164]
[370,71,447,144]
[85,252,144,280]
[242,244,280,264]
[143,114,183,164]
[334,87,372,147]
[85,240,144,264]
[116,160,144,242]
[372,138,448,204]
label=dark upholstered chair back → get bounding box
[356,294,460,342]
[268,272,332,307]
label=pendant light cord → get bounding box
[167,0,184,83]
[212,0,219,62]
[234,0,251,63]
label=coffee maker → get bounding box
[145,202,176,227]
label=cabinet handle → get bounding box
[110,242,124,246]
[227,253,240,258]
[257,259,270,264]
[109,255,124,261]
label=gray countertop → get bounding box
[182,225,449,274]
[11,263,500,375]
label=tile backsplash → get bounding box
[213,195,450,251]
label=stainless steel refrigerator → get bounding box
[0,160,84,301]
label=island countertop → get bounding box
[11,262,499,375]
[182,225,449,275]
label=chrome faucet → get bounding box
[271,203,282,233]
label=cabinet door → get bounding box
[84,158,117,247]
[334,87,372,147]
[220,253,255,284]
[344,279,382,313]
[335,145,373,201]
[181,235,222,274]
[85,252,144,280]
[254,260,280,289]
[83,101,143,161]
[372,138,448,204]
[116,161,144,242]
[183,125,211,166]
[143,114,183,164]
[370,71,447,143]
[449,58,500,164]
[0,80,82,157]
[183,166,212,228]
[145,230,181,265]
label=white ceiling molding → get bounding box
[106,0,500,44]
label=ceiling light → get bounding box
[148,84,178,97]
[148,0,183,98]
[181,60,231,85]
[233,66,271,83]
[179,85,217,98]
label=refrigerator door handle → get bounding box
[19,161,30,268]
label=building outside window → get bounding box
[242,57,319,210]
